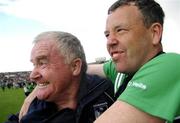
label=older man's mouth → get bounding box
[37,81,50,89]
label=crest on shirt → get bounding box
[93,102,108,119]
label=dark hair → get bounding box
[108,0,165,28]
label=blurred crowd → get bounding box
[0,71,35,92]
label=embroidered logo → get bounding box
[128,81,147,90]
[93,102,108,119]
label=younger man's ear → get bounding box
[151,23,163,45]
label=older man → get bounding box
[5,31,114,123]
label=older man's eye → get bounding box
[40,61,47,66]
[117,28,123,32]
[37,59,48,66]
[39,62,44,66]
[117,28,128,34]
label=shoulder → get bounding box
[144,53,180,68]
[129,53,180,90]
[86,74,113,89]
[103,60,118,83]
[137,53,180,76]
[86,74,114,100]
[27,98,57,115]
[118,53,180,122]
[20,98,57,123]
[77,75,115,122]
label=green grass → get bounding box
[0,88,25,123]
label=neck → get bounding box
[57,97,78,110]
[56,77,81,110]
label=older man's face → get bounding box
[30,40,73,102]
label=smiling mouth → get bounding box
[111,51,118,57]
[111,51,122,56]
[110,50,125,61]
[37,81,50,89]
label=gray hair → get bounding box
[33,31,87,73]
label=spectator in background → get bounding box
[0,81,6,91]
[23,82,36,96]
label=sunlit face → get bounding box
[105,5,154,74]
[30,40,73,102]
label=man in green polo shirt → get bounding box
[94,0,180,123]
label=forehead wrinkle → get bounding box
[106,6,144,31]
[31,41,53,62]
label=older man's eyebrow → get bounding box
[37,55,49,62]
[30,55,48,63]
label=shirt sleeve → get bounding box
[118,53,180,122]
[103,60,118,84]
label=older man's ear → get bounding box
[71,58,82,76]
